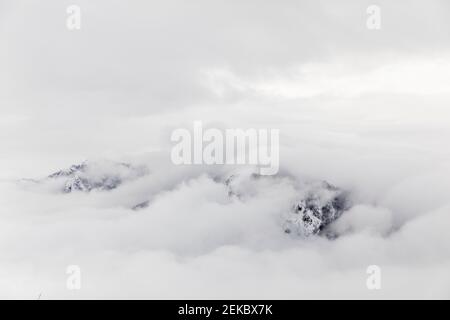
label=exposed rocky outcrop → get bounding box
[35,160,147,193]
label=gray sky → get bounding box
[0,0,449,174]
[1,1,450,298]
[1,0,449,114]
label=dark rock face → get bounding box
[132,200,150,211]
[224,172,350,237]
[48,164,86,179]
[62,175,122,193]
[283,181,349,237]
[27,160,350,237]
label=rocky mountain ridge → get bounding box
[26,160,350,237]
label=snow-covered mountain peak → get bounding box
[222,171,350,237]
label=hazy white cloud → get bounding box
[202,55,450,99]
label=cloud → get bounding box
[202,56,450,99]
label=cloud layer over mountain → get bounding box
[0,0,449,299]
